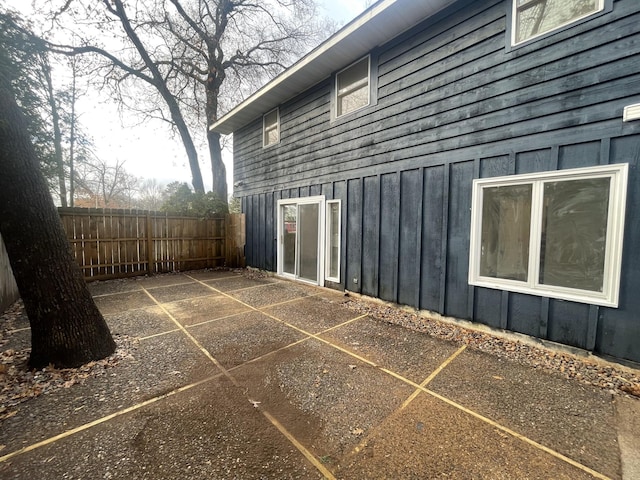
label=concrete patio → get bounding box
[0,269,638,479]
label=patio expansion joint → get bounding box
[0,374,223,464]
[2,277,611,480]
[0,310,367,470]
[137,328,182,341]
[154,291,224,306]
[90,288,144,298]
[204,281,279,294]
[257,292,324,310]
[349,344,468,457]
[187,274,614,480]
[141,283,338,480]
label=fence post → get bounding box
[225,214,231,267]
[146,213,154,275]
[225,213,246,268]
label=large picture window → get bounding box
[469,164,628,307]
[335,56,370,118]
[512,0,604,45]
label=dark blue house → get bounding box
[210,0,640,364]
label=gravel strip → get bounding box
[341,294,640,399]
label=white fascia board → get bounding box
[210,0,456,134]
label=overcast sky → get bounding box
[86,0,369,193]
[4,0,370,194]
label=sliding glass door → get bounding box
[278,196,324,285]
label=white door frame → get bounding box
[277,195,326,286]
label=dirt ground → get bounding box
[1,269,639,479]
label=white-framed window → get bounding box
[325,200,341,282]
[469,164,628,307]
[335,56,370,118]
[512,0,604,46]
[263,108,279,147]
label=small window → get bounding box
[263,108,279,147]
[512,0,604,45]
[326,200,341,282]
[335,56,370,118]
[469,164,628,307]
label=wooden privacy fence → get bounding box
[58,208,245,281]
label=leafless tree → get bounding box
[74,156,139,208]
[43,0,335,205]
[137,178,167,211]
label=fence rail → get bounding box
[58,208,245,281]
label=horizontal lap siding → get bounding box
[234,0,640,362]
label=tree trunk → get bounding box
[208,129,228,208]
[0,69,116,369]
[105,0,206,194]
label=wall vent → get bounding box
[623,103,640,122]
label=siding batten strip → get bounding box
[360,177,365,294]
[416,167,425,309]
[393,170,402,303]
[585,305,600,351]
[468,159,481,320]
[500,291,509,330]
[550,145,559,170]
[375,175,382,298]
[439,163,450,314]
[600,138,611,165]
[539,297,550,339]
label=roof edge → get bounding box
[210,0,455,134]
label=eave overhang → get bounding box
[209,0,456,135]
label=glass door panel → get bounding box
[282,204,297,275]
[298,203,319,282]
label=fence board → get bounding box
[57,208,245,281]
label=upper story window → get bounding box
[469,164,628,307]
[263,108,279,147]
[335,56,370,118]
[512,0,604,45]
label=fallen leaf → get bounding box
[620,384,640,397]
[351,428,364,436]
[0,410,17,420]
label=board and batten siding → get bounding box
[233,0,640,363]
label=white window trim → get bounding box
[325,199,341,283]
[263,108,280,148]
[469,163,628,307]
[276,195,325,286]
[511,0,605,47]
[334,55,371,119]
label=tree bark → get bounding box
[208,129,228,207]
[0,68,116,369]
